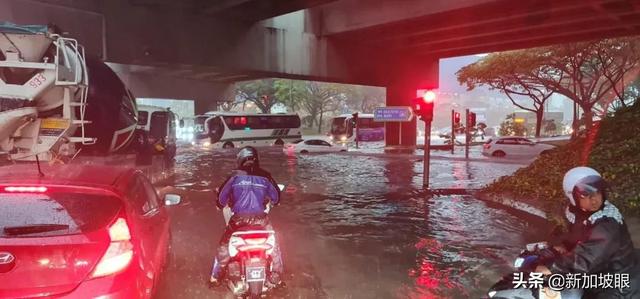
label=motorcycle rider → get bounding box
[535,166,639,298]
[209,146,283,288]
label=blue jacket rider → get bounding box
[210,146,283,287]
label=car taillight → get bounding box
[90,218,134,278]
[4,186,47,192]
[483,144,491,150]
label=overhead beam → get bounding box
[394,11,640,53]
[363,0,623,46]
[416,27,640,58]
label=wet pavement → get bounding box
[155,144,549,299]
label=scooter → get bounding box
[216,184,285,299]
[486,242,583,299]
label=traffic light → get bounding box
[468,112,476,127]
[454,112,461,125]
[412,91,436,122]
[351,112,359,127]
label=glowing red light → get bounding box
[423,91,436,103]
[240,117,247,125]
[4,186,48,192]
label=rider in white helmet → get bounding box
[536,166,639,298]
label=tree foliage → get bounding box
[457,51,553,137]
[498,113,526,136]
[235,79,280,113]
[457,37,640,134]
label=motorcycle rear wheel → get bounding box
[247,281,264,299]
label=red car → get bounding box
[0,164,179,298]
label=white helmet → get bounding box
[562,166,603,206]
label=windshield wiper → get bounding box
[3,224,70,236]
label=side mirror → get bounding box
[164,194,181,206]
[277,184,286,192]
[179,119,185,128]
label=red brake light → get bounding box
[4,186,47,192]
[484,144,491,150]
[91,217,133,278]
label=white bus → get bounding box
[194,113,302,149]
[329,113,385,144]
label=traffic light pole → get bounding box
[465,108,470,159]
[451,109,455,154]
[423,120,432,189]
[355,121,359,149]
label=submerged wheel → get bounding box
[223,142,235,149]
[300,150,309,154]
[248,281,263,299]
[492,150,506,157]
[273,139,284,146]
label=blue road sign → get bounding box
[373,106,414,122]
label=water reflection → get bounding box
[170,146,543,298]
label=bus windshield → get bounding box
[194,116,209,133]
[331,117,347,135]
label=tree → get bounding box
[300,82,345,133]
[274,79,307,112]
[235,79,280,113]
[344,85,386,113]
[530,38,640,130]
[218,85,241,111]
[457,51,554,137]
[499,113,526,137]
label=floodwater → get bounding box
[156,145,547,299]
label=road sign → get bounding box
[373,106,414,122]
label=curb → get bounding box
[474,191,640,246]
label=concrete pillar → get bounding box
[384,57,439,152]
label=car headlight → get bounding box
[488,291,497,298]
[203,142,211,147]
[340,136,347,141]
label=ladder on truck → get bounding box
[0,32,95,160]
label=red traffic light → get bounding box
[454,112,461,124]
[422,90,436,103]
[468,112,476,127]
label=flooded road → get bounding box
[156,145,548,299]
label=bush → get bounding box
[483,101,640,216]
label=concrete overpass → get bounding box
[2,0,640,149]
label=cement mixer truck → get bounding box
[0,22,138,162]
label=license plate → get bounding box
[246,267,266,282]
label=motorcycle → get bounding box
[486,242,583,299]
[215,184,285,299]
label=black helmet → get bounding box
[237,146,259,169]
